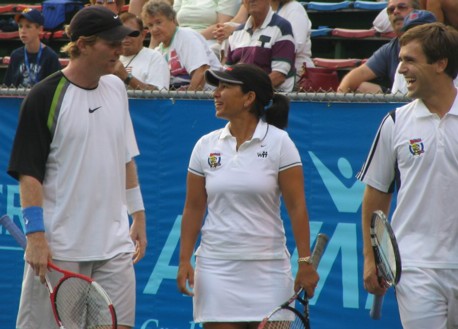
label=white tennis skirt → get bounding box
[193,256,294,323]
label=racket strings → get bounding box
[54,277,113,329]
[264,308,306,329]
[373,218,397,283]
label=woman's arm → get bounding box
[279,166,319,297]
[176,172,207,296]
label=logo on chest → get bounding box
[409,138,425,156]
[208,153,222,168]
[257,150,268,158]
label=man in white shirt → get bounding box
[358,22,458,329]
[8,7,147,329]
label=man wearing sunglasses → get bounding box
[114,12,170,90]
[338,0,420,94]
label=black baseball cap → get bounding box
[205,64,273,106]
[68,6,140,42]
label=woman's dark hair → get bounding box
[237,64,290,129]
[264,94,290,129]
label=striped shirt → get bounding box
[226,8,296,92]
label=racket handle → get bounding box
[370,295,384,320]
[0,214,27,249]
[311,233,329,269]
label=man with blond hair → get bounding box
[8,7,147,329]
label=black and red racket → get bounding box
[1,214,117,329]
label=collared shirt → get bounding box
[357,93,458,268]
[226,8,296,92]
[189,119,302,259]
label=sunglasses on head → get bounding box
[386,3,410,15]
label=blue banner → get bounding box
[0,96,404,328]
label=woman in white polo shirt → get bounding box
[176,63,319,328]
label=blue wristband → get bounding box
[23,206,45,235]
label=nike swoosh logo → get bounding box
[89,106,101,113]
[260,144,267,147]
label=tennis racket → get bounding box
[0,214,117,329]
[258,233,329,329]
[369,210,401,320]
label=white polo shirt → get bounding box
[188,119,302,260]
[357,95,458,268]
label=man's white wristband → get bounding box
[126,186,145,215]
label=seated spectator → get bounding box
[214,0,313,77]
[338,0,420,94]
[114,12,170,90]
[223,0,296,92]
[173,0,241,46]
[3,8,61,88]
[420,0,458,29]
[128,0,169,48]
[89,0,125,14]
[390,10,458,94]
[141,0,223,91]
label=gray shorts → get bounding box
[16,252,136,329]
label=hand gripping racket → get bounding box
[369,210,402,320]
[258,233,329,329]
[0,214,117,329]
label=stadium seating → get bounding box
[306,1,352,11]
[0,0,392,86]
[313,57,365,69]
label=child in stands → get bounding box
[3,8,61,87]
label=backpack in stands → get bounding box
[42,0,84,31]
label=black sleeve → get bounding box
[7,73,61,182]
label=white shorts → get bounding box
[193,256,294,323]
[396,267,458,329]
[16,252,135,329]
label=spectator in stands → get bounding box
[338,0,420,94]
[3,8,61,88]
[215,0,314,80]
[90,0,125,14]
[114,12,170,90]
[128,0,164,49]
[420,0,458,30]
[141,0,223,91]
[173,0,241,47]
[223,0,296,92]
